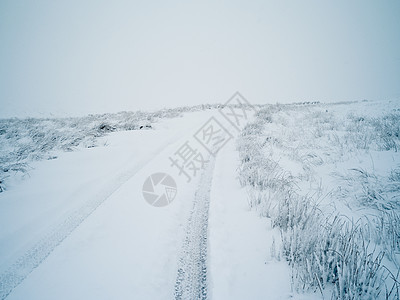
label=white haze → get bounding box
[0,0,399,117]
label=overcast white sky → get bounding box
[0,0,399,117]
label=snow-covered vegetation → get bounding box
[0,104,222,192]
[237,100,400,299]
[1,100,399,299]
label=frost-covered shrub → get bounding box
[343,113,400,152]
[374,211,400,268]
[236,103,400,299]
[335,168,400,211]
[374,114,400,152]
[281,213,387,299]
[237,111,294,194]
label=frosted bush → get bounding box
[236,102,400,299]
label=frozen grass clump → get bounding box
[374,113,400,152]
[281,209,388,299]
[343,113,400,152]
[373,211,400,268]
[236,101,400,299]
[335,168,398,211]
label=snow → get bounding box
[209,140,292,299]
[0,110,215,299]
[236,100,400,298]
[0,100,398,299]
[209,131,321,300]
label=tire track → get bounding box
[174,155,216,300]
[0,134,182,300]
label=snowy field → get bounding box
[0,100,399,299]
[237,100,400,299]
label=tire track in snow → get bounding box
[174,154,216,300]
[0,134,182,300]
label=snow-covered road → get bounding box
[0,110,308,300]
